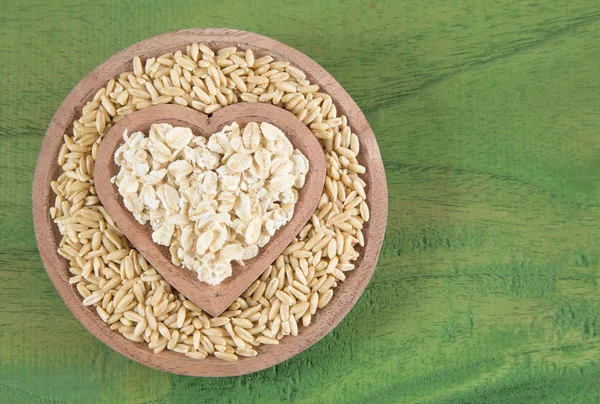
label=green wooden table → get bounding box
[2,0,599,402]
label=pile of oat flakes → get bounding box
[113,121,309,285]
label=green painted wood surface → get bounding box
[1,0,599,402]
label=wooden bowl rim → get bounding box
[32,28,388,377]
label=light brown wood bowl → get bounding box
[94,103,327,317]
[32,28,388,376]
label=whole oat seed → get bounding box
[51,44,368,362]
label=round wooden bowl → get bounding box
[32,28,388,376]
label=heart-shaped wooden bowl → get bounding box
[94,103,326,317]
[32,28,388,376]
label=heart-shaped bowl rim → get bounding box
[94,103,327,317]
[32,28,388,376]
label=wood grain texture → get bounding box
[94,103,327,318]
[2,0,600,402]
